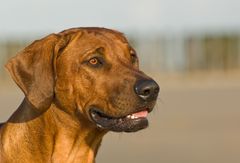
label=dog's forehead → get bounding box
[82,27,128,43]
[67,28,134,58]
[84,29,130,48]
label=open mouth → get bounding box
[89,107,150,132]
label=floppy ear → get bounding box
[5,34,68,111]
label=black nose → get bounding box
[134,79,160,101]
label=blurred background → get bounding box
[0,0,240,162]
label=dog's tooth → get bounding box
[127,115,131,118]
[97,124,103,129]
[131,115,135,119]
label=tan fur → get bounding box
[0,27,156,163]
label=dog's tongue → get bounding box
[132,110,148,118]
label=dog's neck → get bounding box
[1,99,107,163]
[49,103,107,163]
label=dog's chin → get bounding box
[89,107,150,132]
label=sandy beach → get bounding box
[1,74,240,163]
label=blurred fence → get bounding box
[1,33,240,79]
[131,33,240,73]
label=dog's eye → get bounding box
[130,49,138,64]
[88,57,103,68]
[130,53,138,64]
[89,58,99,65]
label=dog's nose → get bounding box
[134,79,160,101]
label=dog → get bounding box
[0,27,159,163]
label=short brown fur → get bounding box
[0,27,157,163]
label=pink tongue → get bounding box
[132,110,148,118]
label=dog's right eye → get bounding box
[87,57,104,68]
[89,58,99,65]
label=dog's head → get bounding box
[6,27,159,132]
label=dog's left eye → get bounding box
[130,53,138,64]
[130,49,138,64]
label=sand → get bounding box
[0,75,240,163]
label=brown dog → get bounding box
[0,27,159,163]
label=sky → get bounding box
[0,0,240,37]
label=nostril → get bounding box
[134,79,160,101]
[143,89,151,96]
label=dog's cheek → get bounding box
[54,87,75,116]
[73,72,96,114]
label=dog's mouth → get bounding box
[89,107,150,132]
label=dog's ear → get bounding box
[5,34,69,111]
